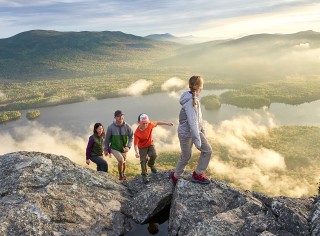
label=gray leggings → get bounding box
[174,132,212,178]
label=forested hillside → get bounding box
[0,30,181,80]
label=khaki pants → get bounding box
[139,144,157,176]
[175,132,212,178]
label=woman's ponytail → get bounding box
[189,75,203,108]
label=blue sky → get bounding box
[0,0,319,39]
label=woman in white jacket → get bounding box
[171,76,212,185]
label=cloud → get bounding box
[1,0,319,39]
[203,114,315,197]
[161,77,187,91]
[119,79,153,96]
[294,42,310,49]
[191,2,320,39]
[0,122,88,166]
[205,115,285,171]
[167,91,181,99]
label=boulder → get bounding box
[123,171,173,224]
[0,151,131,236]
[169,177,316,236]
[1,151,319,236]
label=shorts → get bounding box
[111,149,127,162]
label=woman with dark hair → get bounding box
[86,123,108,172]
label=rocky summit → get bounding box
[0,151,319,236]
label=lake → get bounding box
[1,90,320,137]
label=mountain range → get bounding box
[1,30,320,82]
[145,33,211,44]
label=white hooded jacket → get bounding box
[178,91,205,149]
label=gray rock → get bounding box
[1,151,319,236]
[310,196,320,236]
[168,178,316,236]
[123,171,174,224]
[0,151,131,236]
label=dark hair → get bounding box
[93,123,105,137]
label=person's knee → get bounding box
[140,160,147,165]
[202,145,212,155]
[103,164,108,172]
[150,154,157,159]
[119,159,125,165]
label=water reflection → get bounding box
[125,204,170,236]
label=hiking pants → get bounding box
[90,155,108,172]
[139,144,157,176]
[175,132,212,178]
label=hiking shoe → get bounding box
[171,171,178,186]
[150,166,157,173]
[142,176,150,184]
[191,171,210,184]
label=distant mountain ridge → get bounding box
[145,33,212,44]
[0,30,175,59]
[1,29,320,81]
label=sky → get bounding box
[0,0,320,40]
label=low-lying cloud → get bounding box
[210,115,285,171]
[293,42,310,49]
[0,122,88,166]
[161,77,187,91]
[119,79,153,96]
[204,115,313,197]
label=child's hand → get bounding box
[86,159,90,165]
[168,122,174,126]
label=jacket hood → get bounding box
[180,91,193,105]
